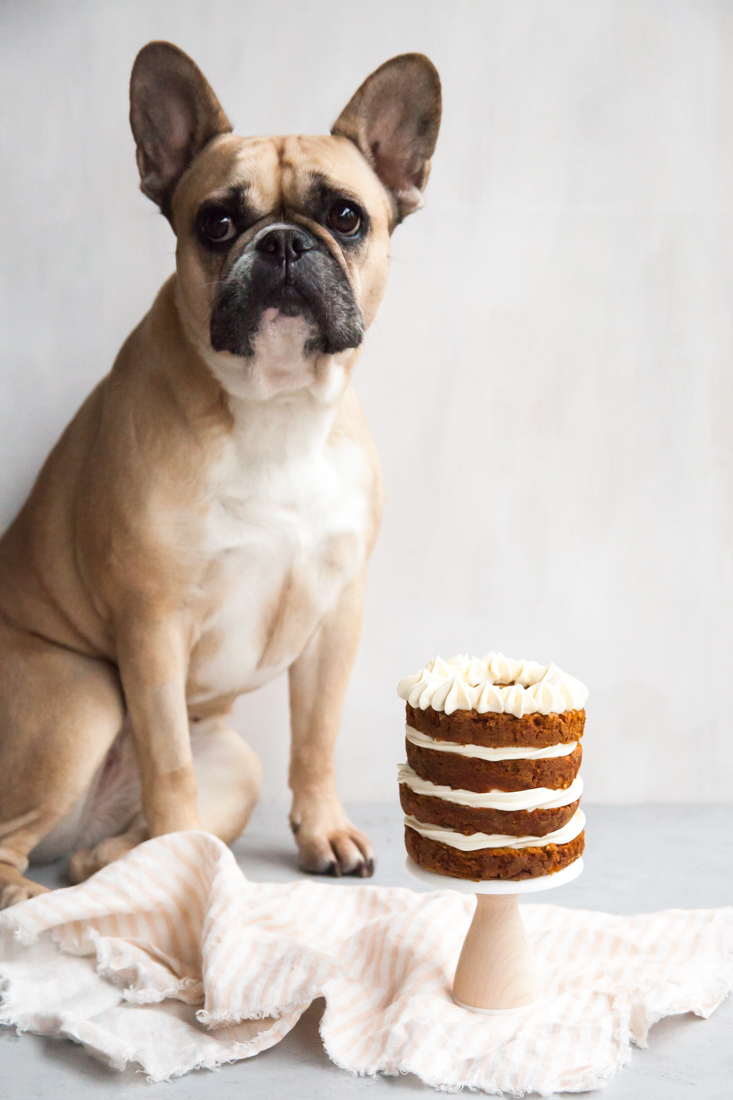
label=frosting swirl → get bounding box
[397,652,588,717]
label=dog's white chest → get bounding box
[189,399,369,704]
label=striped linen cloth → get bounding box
[0,831,730,1092]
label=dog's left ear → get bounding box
[332,53,441,223]
[130,41,232,218]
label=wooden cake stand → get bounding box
[406,856,584,1013]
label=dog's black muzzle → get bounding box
[210,225,365,358]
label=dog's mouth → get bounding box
[209,227,365,359]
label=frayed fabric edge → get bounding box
[611,911,733,1048]
[197,985,322,1027]
[45,922,203,1005]
[0,914,43,948]
[59,1025,263,1082]
[121,977,203,1005]
[318,1005,635,1097]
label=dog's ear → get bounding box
[332,54,441,223]
[130,41,232,218]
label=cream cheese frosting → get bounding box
[404,808,586,851]
[397,653,588,717]
[405,725,578,761]
[398,764,583,811]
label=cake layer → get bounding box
[405,826,585,879]
[406,702,584,748]
[399,789,580,837]
[406,738,582,792]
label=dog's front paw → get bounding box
[0,870,49,909]
[68,834,141,884]
[290,802,374,878]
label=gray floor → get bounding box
[2,804,732,1099]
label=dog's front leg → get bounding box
[68,620,200,883]
[118,620,200,837]
[288,573,374,877]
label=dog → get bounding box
[0,42,441,907]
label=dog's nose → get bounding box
[255,226,314,265]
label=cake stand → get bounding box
[406,856,584,1013]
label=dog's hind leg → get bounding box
[67,714,262,882]
[0,616,125,908]
[190,716,262,843]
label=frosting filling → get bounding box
[404,809,586,851]
[406,725,578,761]
[398,764,583,811]
[397,653,588,716]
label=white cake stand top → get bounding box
[405,855,584,894]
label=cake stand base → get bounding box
[406,856,584,1013]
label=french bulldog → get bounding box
[0,41,440,907]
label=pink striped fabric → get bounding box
[0,831,730,1091]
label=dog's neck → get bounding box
[222,385,341,469]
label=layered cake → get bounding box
[398,653,587,880]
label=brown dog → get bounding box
[0,42,440,907]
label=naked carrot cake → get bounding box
[398,653,587,880]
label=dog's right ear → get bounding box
[130,41,232,218]
[332,54,441,224]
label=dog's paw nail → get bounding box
[330,860,342,878]
[351,858,373,878]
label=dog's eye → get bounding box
[200,210,236,243]
[327,200,361,237]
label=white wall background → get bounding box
[2,0,732,804]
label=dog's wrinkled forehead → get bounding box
[173,133,392,239]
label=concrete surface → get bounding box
[1,803,731,1098]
